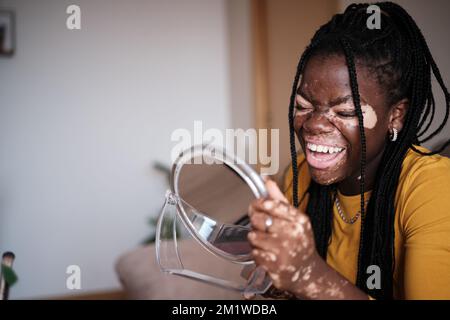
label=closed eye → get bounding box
[295,94,314,112]
[337,111,357,118]
[295,104,313,111]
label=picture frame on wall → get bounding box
[0,9,15,56]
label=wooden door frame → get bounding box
[251,0,271,131]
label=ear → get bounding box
[388,98,409,133]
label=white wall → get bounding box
[339,0,450,149]
[227,0,254,130]
[0,0,242,298]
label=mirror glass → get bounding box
[177,155,256,257]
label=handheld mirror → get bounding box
[156,144,272,294]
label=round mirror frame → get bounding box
[171,144,268,264]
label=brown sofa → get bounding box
[115,240,245,299]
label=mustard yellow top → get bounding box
[283,145,450,299]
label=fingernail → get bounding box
[248,232,256,240]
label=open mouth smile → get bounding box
[304,141,347,170]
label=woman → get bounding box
[248,2,450,299]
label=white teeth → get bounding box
[306,143,344,154]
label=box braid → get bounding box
[288,2,450,299]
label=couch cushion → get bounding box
[115,240,246,299]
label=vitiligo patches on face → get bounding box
[331,102,378,129]
[294,95,378,130]
[296,95,313,109]
[361,104,377,129]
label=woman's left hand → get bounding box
[247,178,319,295]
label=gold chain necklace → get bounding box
[334,194,369,225]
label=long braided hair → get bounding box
[288,2,450,299]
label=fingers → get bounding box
[248,198,265,217]
[249,211,288,234]
[265,179,288,203]
[243,291,256,300]
[251,199,297,222]
[251,248,278,272]
[248,230,279,254]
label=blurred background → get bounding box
[0,0,448,299]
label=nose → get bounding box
[302,111,335,135]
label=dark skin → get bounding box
[295,53,408,195]
[247,53,408,299]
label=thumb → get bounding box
[243,291,256,300]
[265,178,288,203]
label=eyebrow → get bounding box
[296,90,358,108]
[296,89,318,105]
[329,95,353,107]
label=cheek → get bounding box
[330,104,379,130]
[361,104,378,129]
[331,111,387,169]
[327,115,362,164]
[329,115,358,131]
[293,112,310,131]
[327,114,360,142]
[364,118,391,159]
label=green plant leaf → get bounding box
[1,264,18,287]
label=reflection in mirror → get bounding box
[177,156,256,256]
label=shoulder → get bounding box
[402,145,450,179]
[400,145,450,195]
[398,145,450,240]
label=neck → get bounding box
[337,148,385,196]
